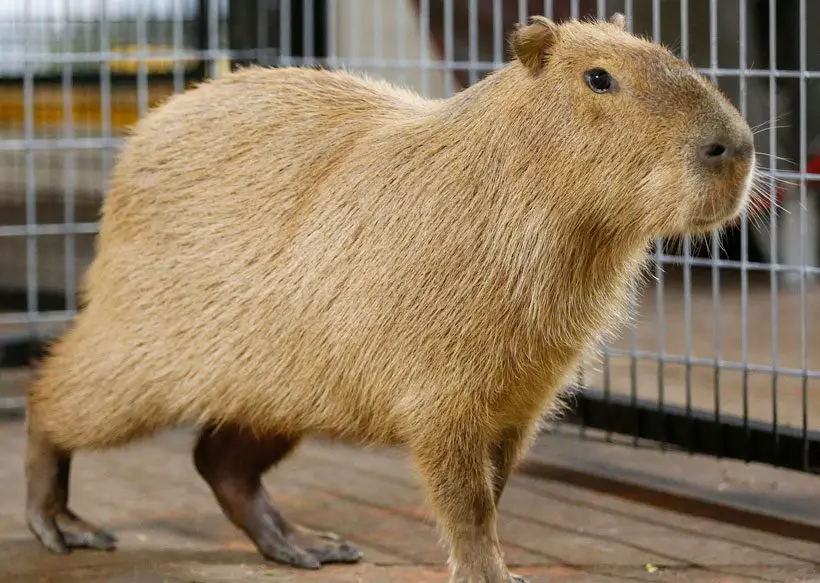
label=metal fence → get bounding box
[1,0,819,474]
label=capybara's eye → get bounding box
[584,68,613,93]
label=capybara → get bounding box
[25,14,756,583]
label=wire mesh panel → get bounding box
[0,0,225,412]
[552,0,820,473]
[1,1,818,473]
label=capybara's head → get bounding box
[506,14,755,238]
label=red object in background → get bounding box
[747,184,787,220]
[809,155,820,181]
[744,154,820,219]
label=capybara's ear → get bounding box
[510,16,559,73]
[609,13,627,30]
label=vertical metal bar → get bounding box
[99,0,112,197]
[708,0,722,435]
[326,0,338,69]
[280,0,292,66]
[62,0,77,313]
[444,0,454,96]
[208,0,219,78]
[23,0,37,328]
[493,0,503,67]
[652,0,660,40]
[420,0,430,96]
[624,0,633,31]
[518,0,527,24]
[173,0,185,93]
[798,0,809,469]
[545,0,554,20]
[680,0,694,447]
[597,0,606,19]
[395,0,405,85]
[257,0,266,64]
[767,0,779,463]
[137,0,149,116]
[303,0,314,65]
[739,0,751,458]
[652,0,666,450]
[570,0,579,20]
[467,0,478,86]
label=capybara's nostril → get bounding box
[699,142,729,167]
[699,133,754,168]
[703,142,726,158]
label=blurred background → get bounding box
[0,0,819,476]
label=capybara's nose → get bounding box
[698,132,754,169]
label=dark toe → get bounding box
[34,532,70,554]
[306,541,364,564]
[278,547,322,570]
[258,538,322,570]
[27,515,69,555]
[512,575,530,583]
[62,529,118,551]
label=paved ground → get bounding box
[1,421,819,583]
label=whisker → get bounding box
[749,113,789,132]
[752,169,797,188]
[754,151,796,166]
[753,124,791,135]
[755,195,789,214]
[752,217,769,233]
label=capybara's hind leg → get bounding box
[25,428,117,554]
[490,425,531,506]
[194,424,363,569]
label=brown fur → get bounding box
[26,15,754,583]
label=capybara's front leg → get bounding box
[412,430,528,583]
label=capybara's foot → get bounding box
[249,517,323,569]
[194,424,363,569]
[450,573,528,583]
[27,508,117,554]
[251,520,362,569]
[25,429,117,554]
[286,524,363,565]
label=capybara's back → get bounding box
[28,67,459,449]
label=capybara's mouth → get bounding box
[690,216,731,232]
[691,196,749,231]
[691,164,756,231]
